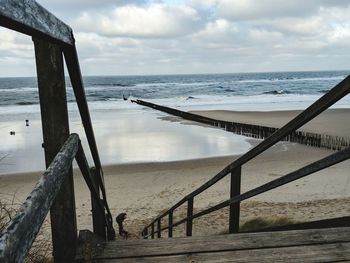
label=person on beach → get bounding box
[116,213,129,239]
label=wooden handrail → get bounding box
[0,2,116,260]
[63,46,114,227]
[0,133,117,261]
[63,45,115,239]
[0,0,74,46]
[0,1,106,198]
[144,146,350,238]
[63,46,103,175]
[143,75,350,237]
[0,134,79,263]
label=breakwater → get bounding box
[133,99,350,151]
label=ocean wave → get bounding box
[237,76,345,84]
[134,81,219,88]
[224,88,235,92]
[0,87,37,92]
[16,101,36,105]
[90,83,134,87]
[263,90,291,95]
[318,89,330,93]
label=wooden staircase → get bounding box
[77,227,350,262]
[1,2,350,263]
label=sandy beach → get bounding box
[1,108,349,240]
[192,108,350,137]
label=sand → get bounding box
[192,108,350,137]
[0,109,349,239]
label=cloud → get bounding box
[75,4,201,38]
[1,0,350,76]
[37,0,148,15]
[0,29,36,76]
[214,0,350,20]
[0,29,33,59]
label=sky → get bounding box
[0,0,350,77]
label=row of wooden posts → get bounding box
[215,122,349,151]
[134,99,350,151]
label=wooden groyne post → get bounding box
[133,99,350,151]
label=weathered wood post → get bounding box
[229,166,241,233]
[157,219,161,238]
[34,39,77,262]
[186,197,194,236]
[143,227,148,239]
[90,167,107,240]
[151,223,155,239]
[168,210,173,238]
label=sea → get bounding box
[1,70,350,174]
[1,70,350,113]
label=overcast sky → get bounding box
[0,0,350,77]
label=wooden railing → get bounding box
[0,1,115,262]
[0,134,114,262]
[0,134,112,262]
[142,75,350,239]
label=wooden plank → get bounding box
[98,227,350,259]
[99,242,350,263]
[0,0,74,45]
[245,216,350,233]
[0,134,79,263]
[34,39,77,262]
[229,166,241,233]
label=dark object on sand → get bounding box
[116,213,129,239]
[25,119,29,126]
[10,131,15,135]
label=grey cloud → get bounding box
[0,0,349,76]
[214,0,350,21]
[36,0,148,19]
[74,4,202,38]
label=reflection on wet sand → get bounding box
[0,109,253,175]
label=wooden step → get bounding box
[76,227,350,262]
